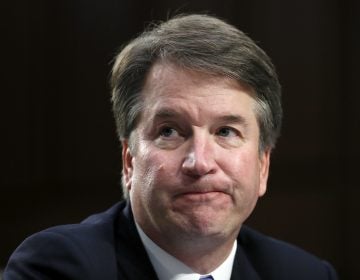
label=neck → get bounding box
[143,226,238,274]
[169,238,236,274]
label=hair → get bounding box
[110,14,282,195]
[111,14,282,150]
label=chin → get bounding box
[176,212,235,237]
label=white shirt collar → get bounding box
[136,223,237,280]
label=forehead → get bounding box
[145,62,252,96]
[143,62,255,103]
[141,62,255,121]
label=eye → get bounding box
[159,126,179,138]
[155,125,184,149]
[216,127,238,137]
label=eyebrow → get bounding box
[153,108,179,120]
[217,114,250,130]
[153,108,249,127]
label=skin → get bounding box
[122,62,271,273]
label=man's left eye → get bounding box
[216,127,237,137]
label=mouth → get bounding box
[174,190,228,203]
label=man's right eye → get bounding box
[159,127,178,138]
[155,126,184,149]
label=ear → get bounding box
[122,140,134,191]
[258,148,271,197]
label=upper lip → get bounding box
[173,186,230,197]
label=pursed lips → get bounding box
[173,188,231,203]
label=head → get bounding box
[110,14,282,257]
[111,14,282,181]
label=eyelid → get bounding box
[157,123,184,138]
[216,126,246,142]
[217,126,240,134]
[154,124,185,149]
[159,126,178,137]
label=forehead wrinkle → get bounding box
[150,104,198,125]
[148,104,251,131]
[217,114,249,128]
[153,108,181,121]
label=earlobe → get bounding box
[258,149,271,197]
[122,140,133,190]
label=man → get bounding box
[5,14,337,279]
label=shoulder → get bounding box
[4,201,127,280]
[237,226,338,279]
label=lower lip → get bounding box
[176,191,227,203]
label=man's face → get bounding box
[122,63,270,246]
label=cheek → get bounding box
[220,150,260,181]
[219,149,263,207]
[132,149,180,193]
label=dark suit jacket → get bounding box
[4,200,338,279]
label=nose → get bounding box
[181,133,217,177]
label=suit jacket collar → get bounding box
[114,200,159,280]
[231,244,261,280]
